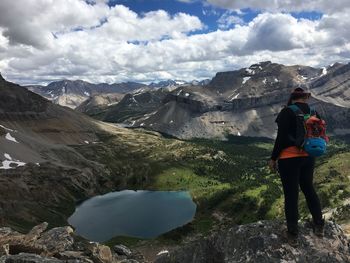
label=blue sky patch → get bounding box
[108,0,250,33]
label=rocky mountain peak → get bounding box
[208,62,288,96]
[245,60,273,73]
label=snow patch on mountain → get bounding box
[107,102,119,106]
[0,153,26,170]
[0,124,15,132]
[5,133,19,143]
[175,80,186,85]
[242,77,250,84]
[131,97,138,104]
[231,93,240,100]
[157,250,169,256]
[245,68,255,75]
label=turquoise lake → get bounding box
[68,190,197,242]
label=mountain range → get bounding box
[81,61,350,139]
[26,79,210,109]
[26,80,146,109]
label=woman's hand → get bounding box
[268,159,277,173]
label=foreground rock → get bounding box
[155,220,350,263]
[0,223,144,263]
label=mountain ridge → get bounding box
[25,78,210,109]
[95,61,350,140]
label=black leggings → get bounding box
[278,157,323,228]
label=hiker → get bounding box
[268,87,325,240]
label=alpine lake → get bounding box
[68,190,197,242]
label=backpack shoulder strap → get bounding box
[310,107,317,116]
[288,104,304,116]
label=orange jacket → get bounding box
[278,146,309,159]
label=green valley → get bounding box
[71,126,350,248]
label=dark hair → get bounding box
[287,87,311,106]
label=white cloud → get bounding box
[0,0,109,48]
[0,1,350,85]
[217,11,245,29]
[0,1,202,48]
[101,7,203,41]
[206,0,350,13]
[243,13,329,52]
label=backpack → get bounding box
[288,104,329,157]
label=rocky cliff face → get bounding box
[310,63,350,107]
[155,220,350,263]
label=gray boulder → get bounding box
[113,245,132,257]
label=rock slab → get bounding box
[155,220,350,263]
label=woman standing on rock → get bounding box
[269,88,325,241]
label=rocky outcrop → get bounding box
[0,223,144,263]
[3,221,349,263]
[76,93,125,119]
[103,89,168,123]
[208,61,319,95]
[310,63,350,108]
[155,220,350,263]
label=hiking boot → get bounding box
[287,223,299,236]
[286,223,299,246]
[313,218,325,238]
[285,231,298,247]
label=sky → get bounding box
[0,0,350,85]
